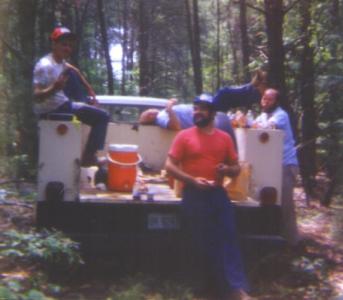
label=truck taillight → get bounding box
[56,124,68,135]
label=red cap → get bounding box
[50,27,76,41]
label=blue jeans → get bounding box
[182,186,249,295]
[49,101,109,159]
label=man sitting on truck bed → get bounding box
[253,88,299,246]
[165,93,253,300]
[33,27,109,167]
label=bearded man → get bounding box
[253,88,299,246]
[165,94,253,300]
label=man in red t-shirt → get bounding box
[165,94,252,300]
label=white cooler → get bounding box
[235,128,284,204]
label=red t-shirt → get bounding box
[168,127,238,181]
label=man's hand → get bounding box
[192,177,216,190]
[87,90,99,106]
[215,162,241,183]
[166,98,178,113]
[34,71,69,102]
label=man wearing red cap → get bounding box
[33,27,109,166]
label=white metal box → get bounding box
[37,120,82,201]
[235,128,284,204]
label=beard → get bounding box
[193,114,213,128]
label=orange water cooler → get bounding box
[107,144,142,192]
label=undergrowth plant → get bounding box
[0,229,84,272]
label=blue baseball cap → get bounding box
[193,93,214,106]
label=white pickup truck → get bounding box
[36,96,285,264]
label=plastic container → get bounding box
[107,144,142,192]
[80,166,98,189]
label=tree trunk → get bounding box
[120,0,129,95]
[97,0,114,94]
[264,0,287,109]
[298,0,317,202]
[321,86,343,207]
[192,0,203,94]
[73,0,91,67]
[239,0,250,82]
[227,3,240,83]
[138,0,150,96]
[215,0,221,90]
[17,0,38,160]
[321,0,342,206]
[185,0,203,94]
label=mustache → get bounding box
[193,114,212,127]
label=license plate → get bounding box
[147,213,180,230]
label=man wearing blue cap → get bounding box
[33,27,109,166]
[165,94,253,300]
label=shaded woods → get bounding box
[1,0,342,205]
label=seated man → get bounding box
[33,27,109,167]
[139,96,237,147]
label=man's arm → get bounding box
[165,156,215,189]
[65,63,97,104]
[165,98,182,130]
[33,72,68,103]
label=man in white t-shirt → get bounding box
[33,27,109,166]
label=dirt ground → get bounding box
[0,185,343,299]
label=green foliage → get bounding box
[0,229,84,271]
[0,285,55,300]
[108,274,194,300]
[5,154,36,180]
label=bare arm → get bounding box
[165,98,182,131]
[66,63,97,104]
[33,72,68,103]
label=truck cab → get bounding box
[36,96,285,264]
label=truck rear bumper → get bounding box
[37,200,283,248]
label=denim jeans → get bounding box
[182,186,249,296]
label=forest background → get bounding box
[0,0,342,204]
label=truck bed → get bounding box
[79,172,260,207]
[80,173,180,204]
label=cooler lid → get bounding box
[109,144,138,152]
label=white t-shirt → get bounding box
[33,53,69,114]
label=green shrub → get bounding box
[0,229,84,271]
